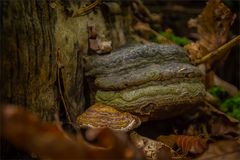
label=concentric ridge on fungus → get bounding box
[85,43,189,76]
[95,63,202,90]
[76,103,141,132]
[95,82,205,118]
[83,43,206,121]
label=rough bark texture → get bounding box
[0,0,130,122]
[0,0,131,158]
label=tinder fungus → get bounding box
[83,43,205,120]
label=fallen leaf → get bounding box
[204,103,240,137]
[207,102,239,123]
[185,0,236,63]
[195,140,240,160]
[157,135,177,148]
[210,119,240,137]
[176,135,208,154]
[130,132,182,160]
[1,105,143,160]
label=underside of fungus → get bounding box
[76,103,141,132]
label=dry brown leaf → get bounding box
[157,135,177,148]
[1,105,143,160]
[204,103,240,136]
[185,0,235,63]
[206,102,239,123]
[157,135,208,154]
[210,118,240,137]
[195,140,240,160]
[176,135,208,154]
[130,132,182,160]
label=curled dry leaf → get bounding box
[1,105,144,160]
[1,105,85,160]
[76,103,141,132]
[185,0,236,63]
[176,135,208,154]
[130,132,181,160]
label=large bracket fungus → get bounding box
[77,43,206,131]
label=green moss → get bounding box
[220,93,240,120]
[159,32,191,46]
[208,86,229,101]
[149,31,191,46]
[208,86,240,120]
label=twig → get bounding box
[134,0,153,20]
[72,0,102,17]
[56,49,72,123]
[194,35,240,65]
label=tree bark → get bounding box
[0,0,131,122]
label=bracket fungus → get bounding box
[78,43,206,130]
[76,103,141,132]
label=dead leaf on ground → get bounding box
[157,135,177,148]
[209,118,240,137]
[130,132,183,160]
[207,103,239,123]
[201,103,240,137]
[157,135,208,154]
[195,140,240,160]
[176,135,208,154]
[0,105,143,160]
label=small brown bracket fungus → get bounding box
[76,103,141,132]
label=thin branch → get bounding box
[194,35,240,65]
[56,49,72,123]
[72,0,102,17]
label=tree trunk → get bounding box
[0,0,131,122]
